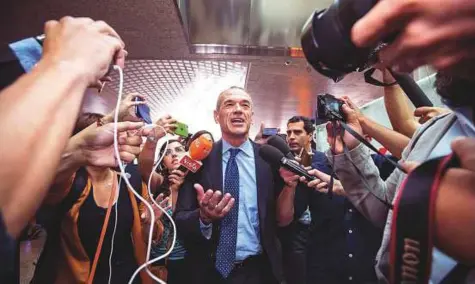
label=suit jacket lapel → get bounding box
[252,142,268,228]
[207,140,223,193]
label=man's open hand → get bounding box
[195,183,235,224]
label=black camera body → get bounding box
[316,94,346,124]
[301,0,379,82]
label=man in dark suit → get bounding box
[276,116,332,284]
[175,87,284,284]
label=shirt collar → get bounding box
[222,138,253,157]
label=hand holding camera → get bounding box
[324,103,364,154]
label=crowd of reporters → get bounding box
[1,0,475,282]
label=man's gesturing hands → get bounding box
[195,184,235,225]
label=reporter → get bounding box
[326,70,475,282]
[138,114,178,190]
[32,115,157,284]
[148,140,191,284]
[381,70,420,138]
[343,96,410,158]
[0,16,126,239]
[432,138,475,265]
[352,0,475,72]
[380,69,451,137]
[300,169,346,197]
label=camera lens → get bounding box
[301,0,378,82]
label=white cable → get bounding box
[145,126,177,266]
[131,125,179,282]
[111,65,164,284]
[108,175,122,284]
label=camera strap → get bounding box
[364,68,398,87]
[339,121,407,174]
[389,154,460,284]
[338,126,394,209]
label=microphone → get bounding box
[388,68,433,108]
[267,135,296,160]
[259,145,316,181]
[178,133,213,173]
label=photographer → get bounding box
[139,114,178,190]
[343,96,410,159]
[352,0,475,72]
[380,69,450,138]
[277,116,382,284]
[326,69,475,282]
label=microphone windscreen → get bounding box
[189,134,213,161]
[259,145,285,166]
[267,135,292,157]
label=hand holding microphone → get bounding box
[279,168,300,188]
[259,144,316,182]
[168,168,187,190]
[300,169,347,196]
[178,132,213,173]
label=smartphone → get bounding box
[134,97,152,124]
[263,128,279,137]
[174,122,189,138]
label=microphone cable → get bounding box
[112,65,177,284]
[112,65,163,283]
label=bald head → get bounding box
[214,86,254,143]
[216,86,251,111]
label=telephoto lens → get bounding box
[301,0,379,82]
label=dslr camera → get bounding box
[301,0,380,83]
[316,94,345,124]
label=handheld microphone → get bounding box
[267,135,296,160]
[178,133,213,173]
[388,68,433,108]
[259,145,316,181]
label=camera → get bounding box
[300,0,434,108]
[316,94,345,124]
[301,0,381,83]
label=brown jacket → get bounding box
[39,171,163,284]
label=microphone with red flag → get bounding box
[178,133,213,173]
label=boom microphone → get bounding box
[178,133,213,173]
[267,135,295,160]
[259,145,315,181]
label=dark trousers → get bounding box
[167,258,191,284]
[282,223,310,284]
[210,254,278,284]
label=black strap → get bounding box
[390,154,460,284]
[440,263,471,284]
[327,121,339,199]
[364,68,398,87]
[339,127,394,209]
[340,121,407,174]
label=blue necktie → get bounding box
[216,148,240,278]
